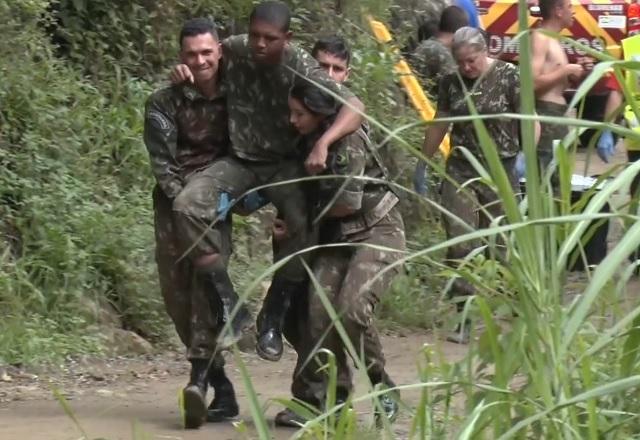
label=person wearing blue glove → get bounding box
[413,160,429,195]
[597,129,616,163]
[598,84,622,163]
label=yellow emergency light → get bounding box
[368,17,451,157]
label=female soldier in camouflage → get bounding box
[422,26,527,343]
[275,81,406,426]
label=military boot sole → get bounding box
[274,409,308,428]
[445,332,470,344]
[374,398,399,427]
[445,328,470,345]
[182,385,207,429]
[207,403,239,423]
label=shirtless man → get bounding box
[531,0,585,171]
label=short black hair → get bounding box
[417,18,439,42]
[439,6,470,34]
[249,1,291,32]
[539,0,564,20]
[290,80,338,116]
[179,18,219,47]
[311,35,351,66]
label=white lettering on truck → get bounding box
[489,35,604,56]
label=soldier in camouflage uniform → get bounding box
[274,81,406,427]
[412,6,469,100]
[275,33,355,413]
[170,1,365,363]
[143,19,244,429]
[412,5,469,195]
[392,0,451,54]
[422,27,523,343]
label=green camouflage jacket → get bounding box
[222,35,355,162]
[143,84,228,198]
[437,60,521,159]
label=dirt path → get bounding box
[1,150,635,440]
[0,333,468,440]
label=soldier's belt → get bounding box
[340,191,399,236]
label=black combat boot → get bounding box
[199,265,252,348]
[446,320,471,344]
[255,277,301,361]
[207,366,239,422]
[374,393,399,425]
[371,374,399,426]
[182,359,209,429]
[446,280,473,344]
[274,407,310,427]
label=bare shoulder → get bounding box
[531,29,550,52]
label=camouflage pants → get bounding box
[153,185,228,361]
[536,100,569,173]
[172,165,234,262]
[291,207,406,405]
[279,279,353,408]
[440,156,518,298]
[173,155,315,283]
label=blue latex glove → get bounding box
[216,192,234,220]
[413,160,428,196]
[514,152,526,180]
[241,190,269,213]
[596,130,616,163]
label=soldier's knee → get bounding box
[272,218,289,242]
[340,295,374,329]
[172,188,193,214]
[194,253,222,270]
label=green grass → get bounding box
[225,0,640,438]
[4,0,640,438]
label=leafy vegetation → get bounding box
[0,0,434,364]
[228,1,640,438]
[3,0,640,438]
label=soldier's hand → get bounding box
[577,56,595,72]
[272,218,289,242]
[596,130,616,163]
[170,64,194,84]
[305,140,329,175]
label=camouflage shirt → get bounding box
[311,128,391,241]
[391,0,449,41]
[143,84,228,198]
[412,37,456,99]
[221,35,355,162]
[437,60,521,159]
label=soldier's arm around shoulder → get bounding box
[143,88,183,199]
[293,46,366,174]
[221,34,250,62]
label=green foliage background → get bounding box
[4,0,640,437]
[0,0,439,364]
